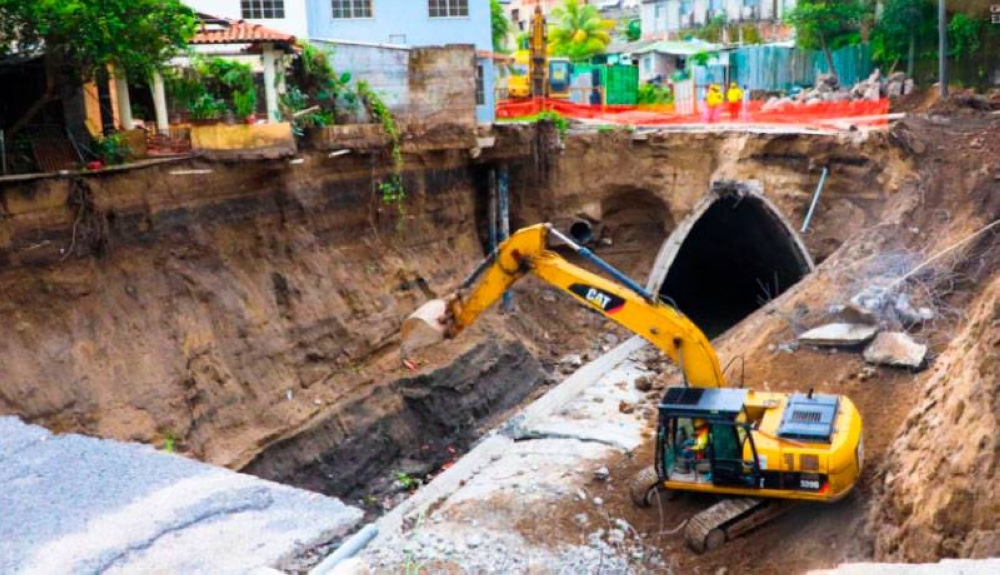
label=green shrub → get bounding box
[94,133,129,165]
[188,93,226,120]
[638,83,673,105]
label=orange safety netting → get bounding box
[497,98,892,130]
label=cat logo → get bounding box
[586,288,611,309]
[568,283,626,314]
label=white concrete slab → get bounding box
[798,323,879,346]
[0,417,363,575]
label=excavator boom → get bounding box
[402,223,725,388]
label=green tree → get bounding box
[626,18,641,42]
[785,0,868,81]
[548,0,615,61]
[0,0,196,137]
[491,0,512,53]
[947,12,982,63]
[871,0,934,76]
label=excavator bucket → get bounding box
[401,298,450,357]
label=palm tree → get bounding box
[548,0,615,61]
[490,0,512,53]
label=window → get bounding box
[429,0,469,18]
[475,64,485,106]
[331,0,373,19]
[242,0,285,19]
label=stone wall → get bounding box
[324,42,481,128]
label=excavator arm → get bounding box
[403,224,725,388]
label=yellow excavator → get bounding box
[506,6,572,100]
[402,223,864,553]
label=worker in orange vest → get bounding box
[705,85,723,123]
[683,418,710,459]
[726,82,744,120]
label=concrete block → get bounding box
[798,323,878,346]
[863,332,927,369]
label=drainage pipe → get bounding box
[800,166,829,233]
[308,524,379,575]
[487,168,498,252]
[498,166,513,311]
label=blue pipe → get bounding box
[576,246,657,301]
[801,167,829,233]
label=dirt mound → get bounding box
[870,276,1000,560]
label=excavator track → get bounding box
[684,497,797,553]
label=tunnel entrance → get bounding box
[657,186,812,338]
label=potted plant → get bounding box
[233,89,257,124]
[188,93,224,125]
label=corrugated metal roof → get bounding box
[633,39,722,56]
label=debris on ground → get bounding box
[633,375,654,392]
[863,332,928,369]
[763,70,915,112]
[594,466,611,481]
[798,323,879,347]
[559,354,584,373]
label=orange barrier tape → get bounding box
[497,98,891,129]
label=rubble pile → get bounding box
[762,69,914,112]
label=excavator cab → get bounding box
[656,388,761,489]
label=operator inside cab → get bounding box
[683,418,710,459]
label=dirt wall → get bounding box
[0,151,484,468]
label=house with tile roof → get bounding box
[183,0,310,39]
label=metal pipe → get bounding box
[1,129,6,176]
[568,219,594,244]
[498,166,513,311]
[487,168,498,254]
[800,166,829,233]
[308,524,378,575]
[547,226,656,302]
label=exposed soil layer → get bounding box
[243,338,546,507]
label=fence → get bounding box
[496,97,890,130]
[731,44,873,92]
[568,64,639,106]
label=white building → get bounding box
[183,0,310,39]
[640,0,796,39]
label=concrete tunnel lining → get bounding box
[646,181,815,338]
